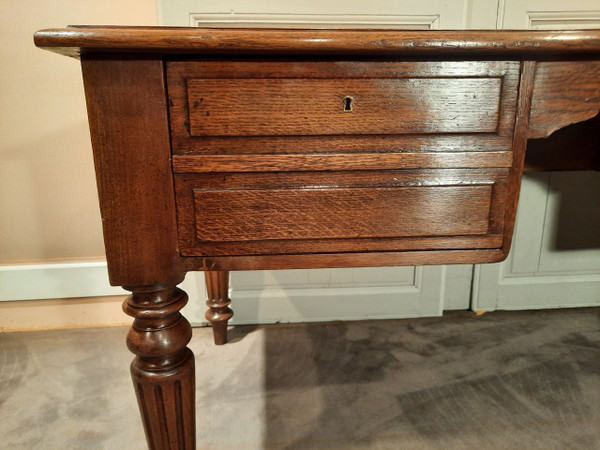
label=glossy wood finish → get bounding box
[80,56,192,449]
[183,249,509,273]
[169,58,518,264]
[123,285,195,450]
[172,152,513,173]
[502,61,537,254]
[34,27,600,450]
[528,61,600,139]
[204,271,233,345]
[197,185,493,240]
[186,77,502,136]
[34,27,600,58]
[80,56,182,287]
[175,169,508,256]
[167,60,519,156]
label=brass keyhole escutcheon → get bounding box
[343,96,354,112]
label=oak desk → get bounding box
[34,27,600,449]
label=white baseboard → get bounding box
[0,262,470,331]
[0,296,129,331]
[0,261,126,302]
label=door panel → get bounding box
[473,3,600,312]
[473,172,600,311]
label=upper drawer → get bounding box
[167,60,520,154]
[186,77,502,136]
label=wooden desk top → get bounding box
[34,26,600,57]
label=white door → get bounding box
[472,0,600,311]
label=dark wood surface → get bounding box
[34,27,600,450]
[34,27,600,58]
[194,185,493,240]
[186,77,502,136]
[501,61,537,254]
[175,169,508,256]
[172,152,513,172]
[123,285,195,450]
[529,61,600,139]
[167,60,518,155]
[204,271,233,345]
[183,249,509,273]
[80,56,193,449]
[80,56,182,288]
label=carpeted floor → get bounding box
[1,308,599,449]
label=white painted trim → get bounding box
[527,10,600,29]
[0,262,126,302]
[189,12,440,29]
[499,273,600,285]
[496,0,506,29]
[228,286,423,325]
[472,261,600,312]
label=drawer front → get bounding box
[167,60,520,158]
[168,61,517,258]
[186,77,502,136]
[194,185,492,242]
[175,169,508,257]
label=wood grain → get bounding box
[81,56,183,287]
[34,27,600,58]
[529,61,600,139]
[175,169,508,257]
[186,77,502,136]
[180,236,505,257]
[123,285,195,450]
[168,60,518,79]
[194,185,493,241]
[172,152,513,173]
[502,60,537,254]
[82,57,191,449]
[204,271,232,345]
[182,249,509,272]
[171,134,515,156]
[168,60,519,155]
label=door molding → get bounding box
[527,10,600,29]
[189,12,440,29]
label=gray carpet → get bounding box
[1,308,599,449]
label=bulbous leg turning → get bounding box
[123,285,195,450]
[205,270,233,345]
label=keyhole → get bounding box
[343,96,354,112]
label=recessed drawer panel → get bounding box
[167,60,520,155]
[174,169,509,257]
[194,185,492,242]
[186,78,502,136]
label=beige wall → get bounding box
[0,0,158,264]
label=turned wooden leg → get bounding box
[123,285,195,450]
[205,270,233,345]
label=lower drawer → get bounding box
[175,169,508,257]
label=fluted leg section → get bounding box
[123,285,195,450]
[205,271,233,345]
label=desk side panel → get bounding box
[81,56,183,286]
[528,61,600,139]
